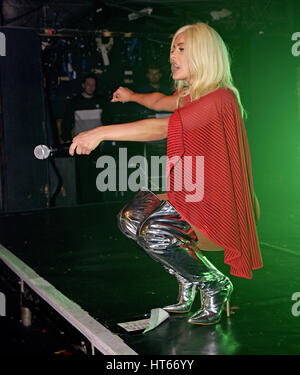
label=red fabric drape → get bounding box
[166,88,263,279]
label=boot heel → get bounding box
[226,298,230,318]
[225,288,233,318]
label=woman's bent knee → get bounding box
[117,206,137,240]
[117,190,162,240]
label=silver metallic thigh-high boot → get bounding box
[136,200,233,325]
[117,190,198,313]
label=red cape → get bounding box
[166,88,263,279]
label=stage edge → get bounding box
[0,243,137,355]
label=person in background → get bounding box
[62,73,111,204]
[61,73,110,142]
[139,66,172,95]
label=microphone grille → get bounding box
[34,145,50,160]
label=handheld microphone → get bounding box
[34,142,72,160]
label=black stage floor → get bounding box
[0,201,300,355]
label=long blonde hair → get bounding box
[171,23,247,119]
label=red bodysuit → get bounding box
[166,88,263,279]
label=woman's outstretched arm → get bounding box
[69,117,169,156]
[111,86,177,112]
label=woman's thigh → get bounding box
[190,224,224,251]
[156,193,224,251]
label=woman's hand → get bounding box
[111,86,134,103]
[69,128,103,156]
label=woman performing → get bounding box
[69,23,263,325]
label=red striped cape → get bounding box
[166,88,263,279]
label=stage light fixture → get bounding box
[210,8,232,21]
[128,7,153,22]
